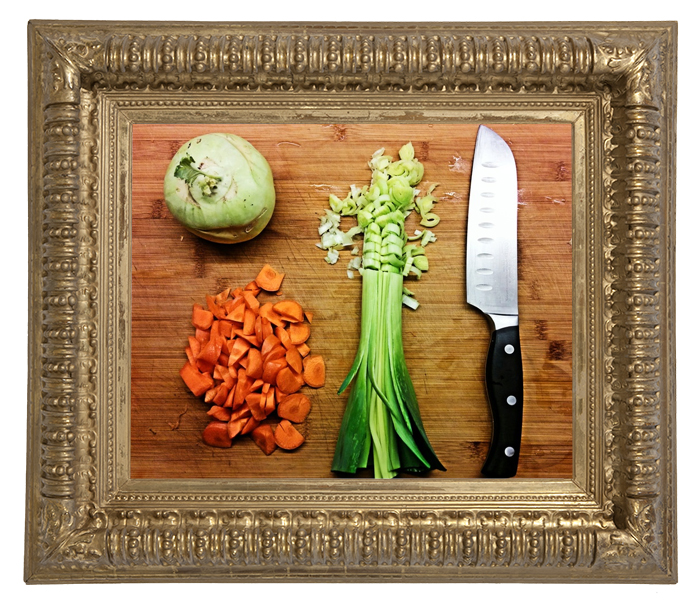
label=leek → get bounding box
[319,143,445,478]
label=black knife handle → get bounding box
[481,324,523,478]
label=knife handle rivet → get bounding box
[507,395,517,406]
[504,344,515,354]
[505,447,515,457]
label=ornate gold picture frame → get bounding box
[25,21,677,583]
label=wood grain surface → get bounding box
[130,122,573,479]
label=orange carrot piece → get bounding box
[254,315,263,344]
[250,424,277,455]
[214,287,231,304]
[249,392,269,421]
[274,326,293,350]
[264,387,276,416]
[241,416,260,435]
[243,308,256,336]
[272,300,304,323]
[212,383,230,406]
[263,344,287,366]
[206,294,226,319]
[233,368,252,408]
[192,303,214,330]
[261,334,282,359]
[242,290,260,311]
[302,354,326,388]
[277,392,312,423]
[227,339,250,367]
[188,335,201,358]
[196,358,215,374]
[255,264,285,292]
[285,346,303,374]
[262,358,287,385]
[249,378,264,393]
[246,347,263,379]
[274,420,305,450]
[218,319,235,339]
[304,311,314,323]
[297,342,310,357]
[185,346,197,367]
[227,416,250,439]
[203,421,233,448]
[231,328,261,348]
[226,301,246,323]
[288,322,311,345]
[195,328,210,344]
[198,335,223,366]
[244,281,261,296]
[260,317,273,340]
[259,302,285,327]
[180,361,214,397]
[276,366,304,395]
[207,405,232,422]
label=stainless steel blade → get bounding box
[466,125,519,318]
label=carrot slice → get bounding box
[274,420,305,450]
[285,346,303,374]
[203,421,233,448]
[288,322,310,345]
[272,300,304,323]
[277,392,312,423]
[206,294,226,319]
[207,405,232,422]
[185,346,197,367]
[304,311,314,323]
[261,333,282,358]
[242,290,260,311]
[246,347,263,379]
[227,416,250,439]
[243,308,256,336]
[302,354,326,388]
[262,358,287,384]
[255,264,285,292]
[241,416,260,435]
[259,302,285,327]
[244,281,261,296]
[260,317,273,340]
[226,301,246,323]
[192,303,214,330]
[180,361,214,397]
[264,387,276,416]
[275,326,294,350]
[212,383,230,406]
[250,424,277,455]
[228,337,251,366]
[297,342,310,357]
[188,336,202,358]
[276,366,304,395]
[263,344,287,365]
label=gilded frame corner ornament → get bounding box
[26,21,677,583]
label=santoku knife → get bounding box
[466,125,523,478]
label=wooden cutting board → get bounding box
[130,122,573,479]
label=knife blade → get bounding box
[466,125,523,478]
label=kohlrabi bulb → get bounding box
[164,133,276,244]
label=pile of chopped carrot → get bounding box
[178,264,325,454]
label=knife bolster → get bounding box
[487,313,519,331]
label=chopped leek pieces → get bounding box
[318,143,445,478]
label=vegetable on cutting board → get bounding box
[178,265,324,455]
[164,133,276,244]
[317,143,445,479]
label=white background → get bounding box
[5,2,696,604]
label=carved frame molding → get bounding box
[26,21,677,583]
